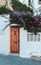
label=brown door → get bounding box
[10,26,19,53]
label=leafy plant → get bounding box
[11,0,33,13]
[0,0,33,14]
[0,6,12,14]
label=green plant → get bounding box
[11,0,33,13]
[0,6,12,14]
[0,0,33,14]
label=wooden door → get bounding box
[10,26,19,53]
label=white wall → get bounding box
[0,15,10,55]
[32,0,41,8]
[32,0,41,15]
[19,0,28,6]
[20,28,41,58]
[32,0,38,9]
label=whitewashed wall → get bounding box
[32,0,41,8]
[0,15,10,55]
[20,28,41,58]
[32,0,41,15]
[19,0,28,6]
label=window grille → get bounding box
[27,33,40,41]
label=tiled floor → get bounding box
[0,54,41,65]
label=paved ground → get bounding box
[0,54,41,65]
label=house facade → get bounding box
[0,0,41,58]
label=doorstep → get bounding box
[10,53,19,56]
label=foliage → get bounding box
[0,6,12,14]
[10,12,41,35]
[1,0,41,35]
[11,0,33,13]
[25,15,41,34]
[0,0,33,14]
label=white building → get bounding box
[0,0,41,58]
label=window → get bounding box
[39,0,41,4]
[27,33,40,41]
